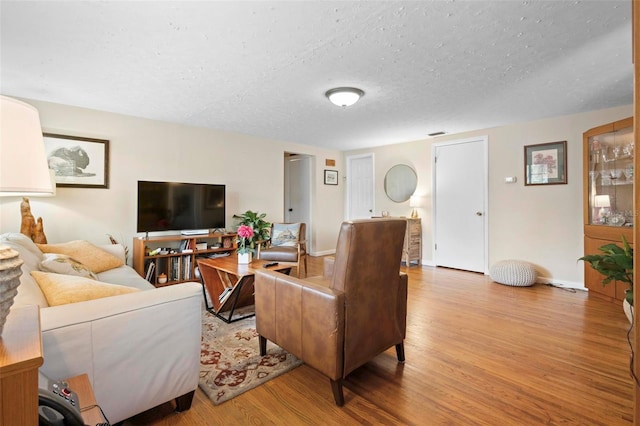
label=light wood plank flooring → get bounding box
[125,256,634,425]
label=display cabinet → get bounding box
[583,116,633,301]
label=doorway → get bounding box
[433,136,488,273]
[346,153,375,219]
[284,153,312,248]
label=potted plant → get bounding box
[233,211,271,264]
[233,210,271,243]
[579,236,633,322]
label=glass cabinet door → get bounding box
[587,124,634,227]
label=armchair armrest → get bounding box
[323,256,335,280]
[254,269,345,380]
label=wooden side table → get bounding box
[402,218,422,267]
[65,373,106,425]
[0,305,44,426]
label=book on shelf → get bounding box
[219,287,233,302]
[182,255,192,280]
[172,257,180,281]
[145,262,156,283]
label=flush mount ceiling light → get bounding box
[325,87,364,107]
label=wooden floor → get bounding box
[125,256,634,425]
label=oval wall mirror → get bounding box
[384,164,417,203]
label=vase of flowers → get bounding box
[236,224,255,264]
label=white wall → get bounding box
[346,104,633,287]
[0,98,345,258]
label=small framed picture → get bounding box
[324,169,338,185]
[43,133,110,188]
[524,141,567,186]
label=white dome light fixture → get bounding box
[325,87,364,107]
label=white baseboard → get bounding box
[536,276,586,291]
[310,249,336,257]
[304,257,584,293]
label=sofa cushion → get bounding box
[40,253,98,279]
[97,265,155,291]
[37,240,124,273]
[0,232,49,308]
[271,223,300,247]
[97,244,126,264]
[31,271,140,306]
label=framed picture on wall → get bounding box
[524,141,567,186]
[43,133,109,188]
[324,169,338,185]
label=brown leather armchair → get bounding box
[257,222,307,277]
[254,218,408,406]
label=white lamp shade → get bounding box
[594,195,611,208]
[0,96,54,196]
[326,87,364,107]
[409,195,422,208]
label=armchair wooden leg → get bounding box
[175,390,195,412]
[395,342,405,363]
[259,335,267,356]
[330,378,345,406]
[303,255,308,278]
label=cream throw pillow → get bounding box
[40,253,98,279]
[31,271,140,306]
[37,240,124,273]
[271,223,300,247]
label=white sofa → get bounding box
[1,232,202,424]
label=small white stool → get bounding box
[489,260,537,287]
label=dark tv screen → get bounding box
[137,181,225,233]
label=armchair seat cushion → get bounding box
[259,246,302,262]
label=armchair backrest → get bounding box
[330,218,407,375]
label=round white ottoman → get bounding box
[489,260,537,287]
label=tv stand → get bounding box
[133,232,237,286]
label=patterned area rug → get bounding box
[199,309,303,405]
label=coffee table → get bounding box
[197,256,291,323]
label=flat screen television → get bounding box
[137,180,225,233]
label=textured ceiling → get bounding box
[0,1,633,151]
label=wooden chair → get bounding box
[256,222,307,277]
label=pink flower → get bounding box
[237,225,254,239]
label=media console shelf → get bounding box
[132,232,237,286]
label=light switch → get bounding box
[504,176,517,183]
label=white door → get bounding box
[433,137,487,273]
[346,154,374,219]
[284,154,312,245]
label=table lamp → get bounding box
[410,195,422,219]
[0,95,53,335]
[594,194,611,223]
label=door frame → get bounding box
[431,136,489,273]
[284,153,313,253]
[345,153,375,220]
